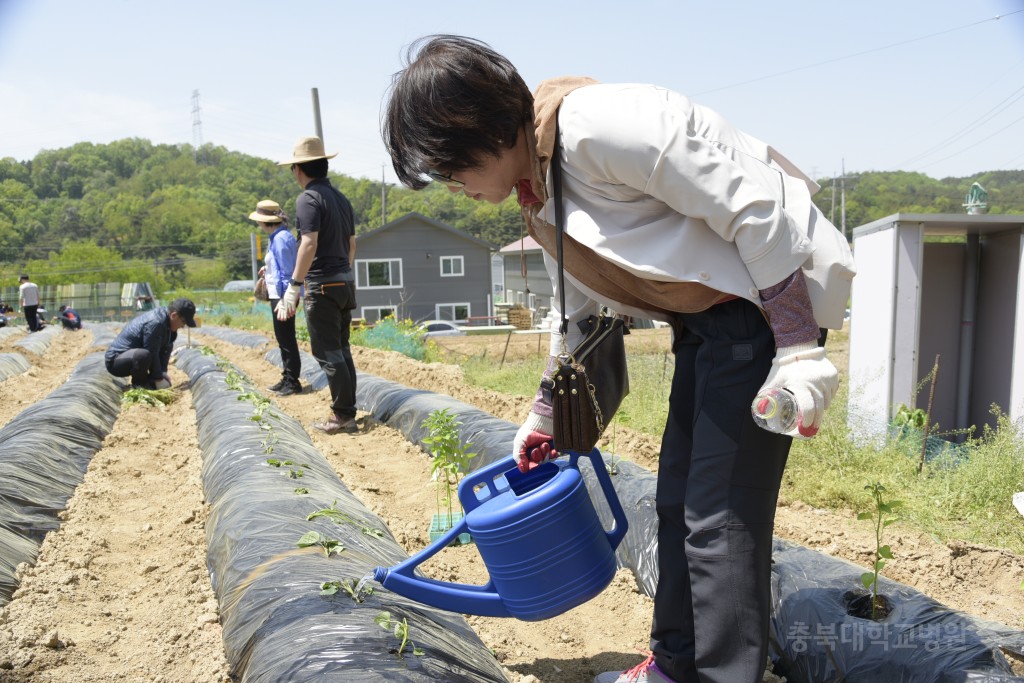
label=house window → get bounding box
[356,259,403,289]
[440,255,464,277]
[435,303,470,322]
[362,306,397,324]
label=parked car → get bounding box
[418,320,465,338]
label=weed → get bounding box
[296,531,343,558]
[374,611,424,657]
[121,388,176,407]
[858,481,900,620]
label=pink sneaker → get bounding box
[594,654,676,683]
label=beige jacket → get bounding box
[523,79,855,353]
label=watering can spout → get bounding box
[374,449,628,621]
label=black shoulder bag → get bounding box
[540,130,630,453]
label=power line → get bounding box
[914,109,1024,171]
[691,10,1024,97]
[896,82,1024,168]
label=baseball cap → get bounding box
[169,298,197,327]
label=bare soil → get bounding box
[0,325,1021,682]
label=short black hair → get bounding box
[297,157,328,179]
[382,35,534,189]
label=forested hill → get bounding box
[0,138,1021,289]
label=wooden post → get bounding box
[500,330,513,369]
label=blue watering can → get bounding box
[374,448,628,621]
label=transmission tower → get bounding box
[191,89,204,163]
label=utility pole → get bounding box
[381,164,387,226]
[191,90,204,163]
[840,158,847,240]
[311,88,324,143]
[830,175,837,225]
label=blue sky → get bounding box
[1,0,1022,185]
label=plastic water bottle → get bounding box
[751,388,798,434]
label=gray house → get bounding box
[499,234,554,323]
[354,212,496,324]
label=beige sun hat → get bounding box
[277,136,337,165]
[249,199,284,223]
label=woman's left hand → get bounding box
[760,342,838,438]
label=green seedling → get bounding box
[288,468,304,479]
[374,611,424,657]
[321,578,374,602]
[215,362,247,390]
[422,408,475,522]
[267,459,308,468]
[294,487,310,495]
[296,531,342,558]
[606,452,625,475]
[308,501,385,538]
[857,481,900,620]
[121,388,175,407]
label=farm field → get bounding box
[0,324,1022,682]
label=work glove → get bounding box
[275,282,302,321]
[154,373,172,390]
[513,412,557,473]
[758,341,838,439]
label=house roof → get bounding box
[499,235,542,253]
[357,212,497,250]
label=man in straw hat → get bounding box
[277,136,359,434]
[250,199,303,396]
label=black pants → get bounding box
[304,278,357,419]
[106,348,156,388]
[23,305,38,332]
[652,299,792,683]
[269,299,301,383]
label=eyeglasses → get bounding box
[426,170,465,189]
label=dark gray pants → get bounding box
[106,348,155,388]
[652,299,792,683]
[304,278,357,419]
[269,300,301,383]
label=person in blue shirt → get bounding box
[57,304,82,330]
[251,199,303,396]
[105,298,196,390]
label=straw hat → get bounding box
[277,136,337,165]
[249,199,283,223]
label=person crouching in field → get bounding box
[105,298,196,390]
[58,304,82,330]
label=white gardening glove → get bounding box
[275,282,301,321]
[759,342,838,439]
[513,411,556,473]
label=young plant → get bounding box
[857,481,900,620]
[121,388,175,407]
[321,578,374,602]
[296,531,343,558]
[374,611,424,657]
[307,500,386,538]
[421,408,475,523]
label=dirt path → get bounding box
[0,327,1021,682]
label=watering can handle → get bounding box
[459,451,628,549]
[572,447,629,549]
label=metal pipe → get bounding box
[955,233,980,437]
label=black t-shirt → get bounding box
[295,178,355,280]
